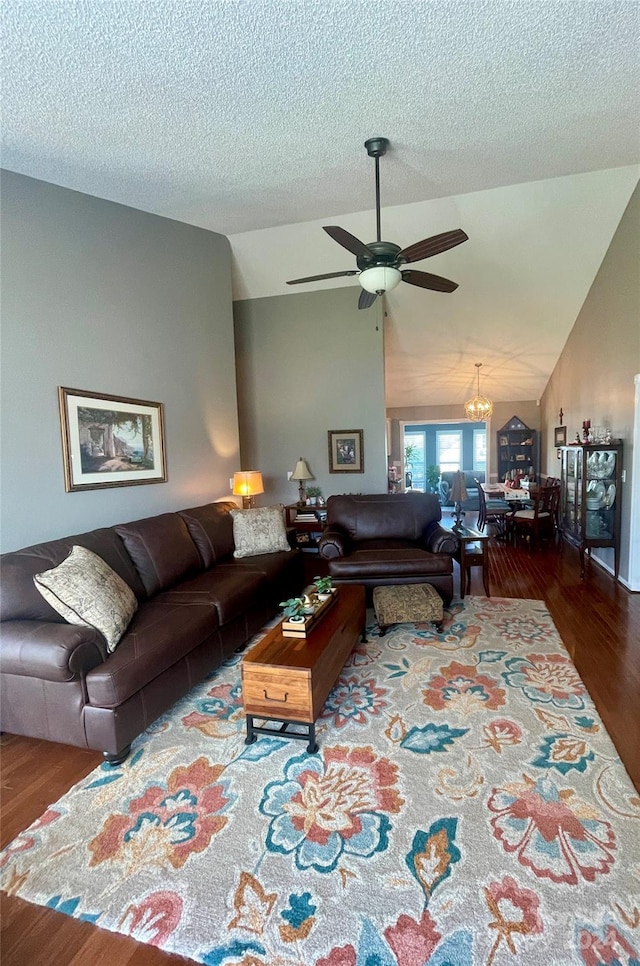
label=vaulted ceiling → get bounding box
[2,1,638,407]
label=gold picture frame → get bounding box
[58,386,167,492]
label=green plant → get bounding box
[424,464,440,493]
[313,575,333,594]
[279,597,305,619]
[404,443,419,469]
[306,486,322,499]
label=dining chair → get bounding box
[475,479,512,535]
[507,483,561,550]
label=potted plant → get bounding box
[279,597,306,622]
[404,442,418,489]
[425,464,440,494]
[313,575,333,598]
[306,486,322,506]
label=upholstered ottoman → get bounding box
[373,583,444,636]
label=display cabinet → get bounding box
[559,442,622,579]
[497,416,539,482]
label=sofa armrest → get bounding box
[423,522,459,555]
[318,526,351,560]
[0,620,108,682]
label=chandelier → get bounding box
[464,363,493,421]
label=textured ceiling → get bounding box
[2,0,639,407]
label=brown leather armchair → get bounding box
[318,492,458,603]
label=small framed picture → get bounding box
[554,426,567,446]
[499,436,508,446]
[59,386,167,492]
[328,429,364,473]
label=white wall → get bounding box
[234,287,387,506]
[1,171,239,551]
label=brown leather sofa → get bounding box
[0,502,303,764]
[318,492,458,603]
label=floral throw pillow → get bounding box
[231,505,290,558]
[33,545,138,652]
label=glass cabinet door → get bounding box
[584,449,617,539]
[562,449,580,537]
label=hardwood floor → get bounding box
[2,529,639,965]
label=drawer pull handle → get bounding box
[263,689,288,703]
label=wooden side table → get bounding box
[284,504,327,552]
[448,524,491,598]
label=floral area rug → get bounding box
[2,596,640,965]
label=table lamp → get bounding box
[232,470,264,509]
[290,457,313,505]
[451,471,468,529]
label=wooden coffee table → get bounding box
[241,584,366,752]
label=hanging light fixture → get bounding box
[464,362,494,421]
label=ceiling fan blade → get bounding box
[358,289,377,310]
[399,229,469,264]
[286,270,359,285]
[323,226,373,258]
[402,269,458,293]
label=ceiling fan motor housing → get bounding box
[357,241,404,294]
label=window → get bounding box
[404,431,425,490]
[436,431,462,473]
[473,429,487,471]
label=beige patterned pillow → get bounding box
[231,505,290,558]
[33,545,138,652]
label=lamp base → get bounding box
[452,503,465,530]
[242,496,256,509]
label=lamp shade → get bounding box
[232,471,264,498]
[450,471,468,503]
[290,458,313,482]
[359,266,402,294]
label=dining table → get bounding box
[482,482,535,502]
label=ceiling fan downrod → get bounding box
[364,137,389,244]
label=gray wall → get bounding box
[1,171,239,551]
[540,181,640,583]
[234,287,387,505]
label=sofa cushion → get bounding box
[0,528,146,623]
[115,513,202,597]
[178,502,236,569]
[85,600,216,707]
[230,506,290,558]
[33,546,138,652]
[155,568,268,626]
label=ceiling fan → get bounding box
[286,137,469,310]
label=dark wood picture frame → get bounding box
[554,426,567,446]
[58,386,167,492]
[328,429,364,473]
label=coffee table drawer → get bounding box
[242,666,312,722]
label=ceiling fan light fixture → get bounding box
[359,265,402,295]
[464,362,494,421]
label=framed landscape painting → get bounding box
[58,387,167,491]
[328,429,364,473]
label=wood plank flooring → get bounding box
[2,529,639,965]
